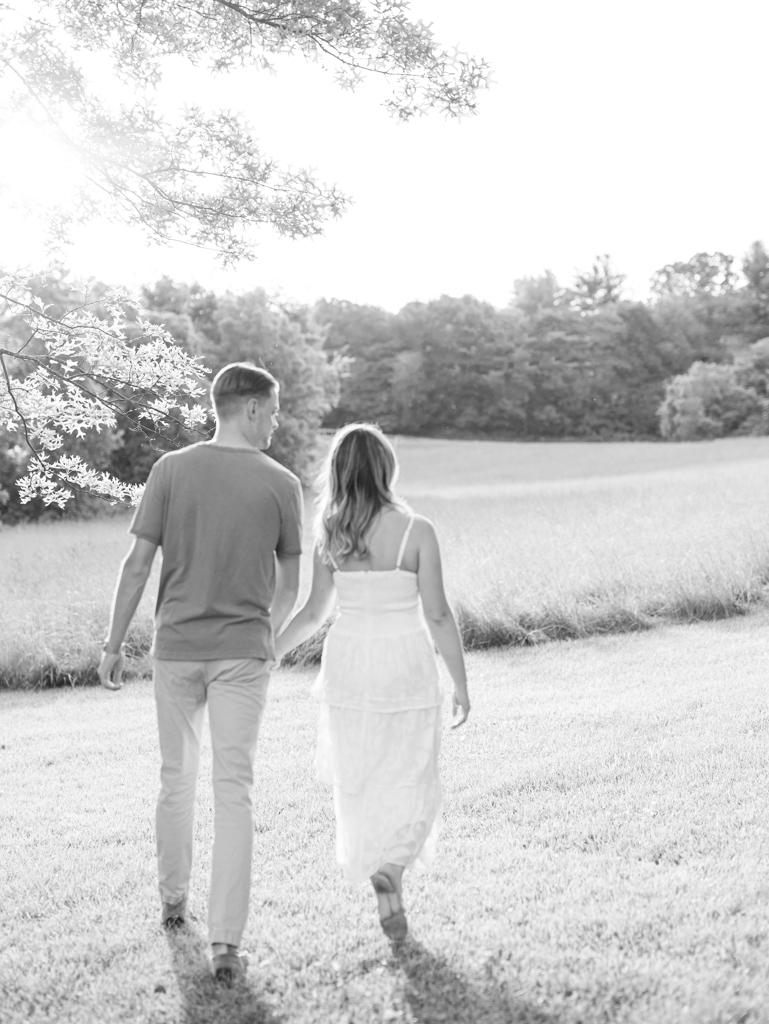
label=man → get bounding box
[98,362,302,985]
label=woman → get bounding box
[275,424,470,941]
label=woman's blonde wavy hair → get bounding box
[315,423,409,566]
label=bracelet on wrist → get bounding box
[102,640,125,655]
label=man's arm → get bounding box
[271,553,301,639]
[275,546,335,662]
[98,536,158,691]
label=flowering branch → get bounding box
[0,271,210,507]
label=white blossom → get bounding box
[0,270,210,508]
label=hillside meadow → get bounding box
[3,435,769,686]
[1,614,768,1023]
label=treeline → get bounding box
[318,246,769,439]
[2,243,769,522]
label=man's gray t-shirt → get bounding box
[129,442,303,661]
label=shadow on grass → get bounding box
[389,937,559,1024]
[165,924,284,1024]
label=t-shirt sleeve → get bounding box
[276,478,304,557]
[129,459,166,545]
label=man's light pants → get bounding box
[153,658,270,947]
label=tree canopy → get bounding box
[0,1,490,509]
[1,0,491,261]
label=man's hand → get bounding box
[98,651,125,691]
[99,536,157,693]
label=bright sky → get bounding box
[1,0,767,310]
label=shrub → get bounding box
[658,361,764,440]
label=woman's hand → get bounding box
[451,686,470,728]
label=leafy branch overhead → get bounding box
[0,1,492,262]
[0,275,210,507]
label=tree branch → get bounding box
[0,350,65,488]
[0,346,208,446]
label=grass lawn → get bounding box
[1,613,768,1023]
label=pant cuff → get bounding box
[209,930,243,947]
[159,888,188,904]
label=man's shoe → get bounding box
[212,949,249,986]
[161,896,187,930]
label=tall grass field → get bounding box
[3,436,769,686]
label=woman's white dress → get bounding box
[311,518,444,883]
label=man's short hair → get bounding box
[211,363,278,419]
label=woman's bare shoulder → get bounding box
[410,513,436,539]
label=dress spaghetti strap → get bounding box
[395,515,416,570]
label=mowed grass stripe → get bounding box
[390,433,769,494]
[1,614,768,1023]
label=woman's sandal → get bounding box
[371,870,408,942]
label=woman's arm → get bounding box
[415,518,470,728]
[275,546,336,661]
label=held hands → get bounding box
[273,635,286,665]
[451,686,471,729]
[98,650,125,691]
